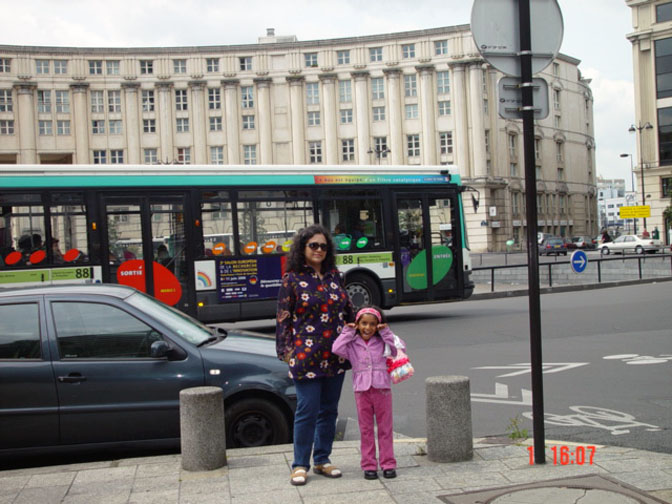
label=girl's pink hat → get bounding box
[356,307,381,322]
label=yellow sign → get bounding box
[619,205,651,219]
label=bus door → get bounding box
[394,193,460,303]
[101,194,193,314]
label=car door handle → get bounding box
[58,373,87,383]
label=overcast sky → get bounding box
[3,0,636,185]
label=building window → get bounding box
[305,82,320,105]
[508,133,517,158]
[243,145,256,165]
[242,115,256,129]
[37,90,51,113]
[662,177,672,197]
[177,147,191,164]
[106,60,120,75]
[553,89,561,110]
[656,38,672,98]
[337,50,350,65]
[0,120,14,135]
[54,60,68,74]
[512,193,520,216]
[309,141,322,163]
[175,89,188,111]
[307,111,320,126]
[240,56,252,71]
[405,104,418,119]
[110,150,124,164]
[402,44,415,59]
[554,115,561,128]
[210,146,224,164]
[659,107,672,165]
[176,118,189,133]
[241,86,254,108]
[557,167,565,181]
[556,141,564,162]
[93,150,107,164]
[208,88,221,110]
[510,162,518,177]
[342,139,355,161]
[374,137,388,158]
[340,109,353,124]
[435,40,448,55]
[143,119,156,133]
[553,62,560,76]
[36,59,50,74]
[144,149,158,164]
[92,120,105,134]
[439,132,453,155]
[209,116,222,131]
[535,137,542,161]
[0,59,10,72]
[437,71,450,94]
[404,74,417,97]
[657,2,672,22]
[91,90,104,113]
[173,59,187,74]
[140,60,153,74]
[438,100,451,116]
[108,90,121,113]
[109,120,122,134]
[407,135,420,157]
[485,131,490,157]
[304,53,318,67]
[88,60,102,75]
[207,58,219,73]
[372,106,385,121]
[371,77,384,100]
[142,90,154,112]
[56,120,70,135]
[339,79,352,103]
[0,90,12,112]
[369,47,383,62]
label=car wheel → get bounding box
[346,273,381,309]
[225,398,290,448]
[635,245,644,255]
[601,247,610,255]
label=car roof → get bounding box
[0,283,137,299]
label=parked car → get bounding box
[597,234,664,255]
[569,235,596,249]
[537,232,554,245]
[0,284,296,455]
[539,237,567,256]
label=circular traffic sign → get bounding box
[570,250,588,274]
[471,0,564,77]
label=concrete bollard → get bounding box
[425,376,473,463]
[180,386,227,471]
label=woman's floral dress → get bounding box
[276,266,354,380]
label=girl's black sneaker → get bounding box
[364,470,378,480]
[383,469,397,479]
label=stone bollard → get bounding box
[425,376,473,462]
[180,386,227,471]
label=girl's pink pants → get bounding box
[354,387,396,471]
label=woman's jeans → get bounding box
[292,373,345,470]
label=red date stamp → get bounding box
[528,445,596,465]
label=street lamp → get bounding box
[619,153,637,235]
[367,146,391,165]
[628,122,654,230]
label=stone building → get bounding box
[0,25,597,251]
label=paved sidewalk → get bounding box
[1,437,671,504]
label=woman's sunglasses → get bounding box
[307,242,328,251]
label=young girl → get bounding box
[331,306,405,480]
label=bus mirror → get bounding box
[471,193,480,213]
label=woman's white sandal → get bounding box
[313,463,342,478]
[290,467,308,486]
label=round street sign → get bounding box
[471,0,564,77]
[570,250,588,274]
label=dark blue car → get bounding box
[0,284,295,454]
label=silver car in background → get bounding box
[598,234,664,255]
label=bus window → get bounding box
[201,193,233,257]
[321,191,384,251]
[0,194,45,267]
[50,193,89,264]
[107,204,143,263]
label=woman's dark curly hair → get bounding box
[286,224,336,273]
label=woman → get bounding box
[276,224,354,486]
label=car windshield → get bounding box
[126,291,212,345]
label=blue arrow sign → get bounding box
[570,250,588,274]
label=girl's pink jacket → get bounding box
[332,325,405,392]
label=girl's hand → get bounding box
[377,323,388,331]
[346,322,356,328]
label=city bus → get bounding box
[0,165,474,322]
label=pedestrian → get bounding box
[652,227,660,240]
[332,306,404,480]
[276,224,354,486]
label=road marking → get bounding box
[522,406,662,436]
[603,354,672,365]
[472,362,589,377]
[471,382,533,406]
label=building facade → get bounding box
[0,26,597,252]
[627,0,672,244]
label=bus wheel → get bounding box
[346,274,381,309]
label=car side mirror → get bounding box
[150,340,171,358]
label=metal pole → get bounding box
[638,130,647,230]
[518,0,545,465]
